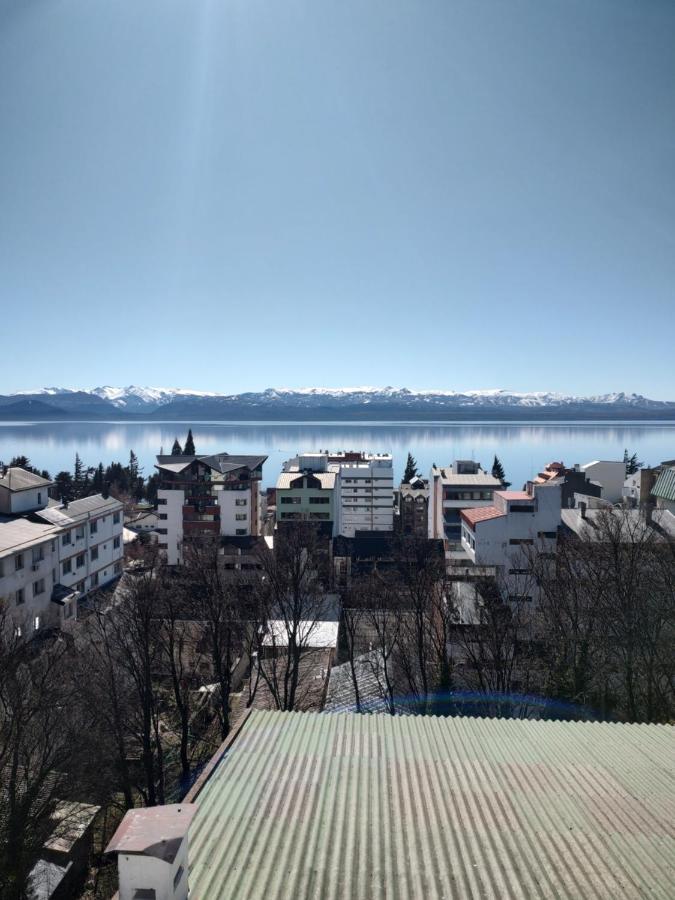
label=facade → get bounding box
[579,460,626,503]
[156,453,267,565]
[108,709,675,899]
[429,460,502,545]
[0,469,124,638]
[396,475,429,537]
[533,461,601,509]
[331,452,394,537]
[276,454,336,529]
[651,463,675,513]
[460,482,561,601]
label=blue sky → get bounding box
[1,0,674,398]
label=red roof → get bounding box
[496,491,532,500]
[461,506,505,527]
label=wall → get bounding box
[581,461,626,503]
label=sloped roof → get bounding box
[0,518,57,555]
[0,468,52,492]
[652,466,675,503]
[156,453,268,475]
[35,494,121,526]
[188,709,675,899]
[461,506,505,527]
[276,472,336,490]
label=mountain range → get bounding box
[0,386,674,421]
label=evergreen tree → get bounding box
[623,449,643,476]
[491,455,506,483]
[92,463,105,494]
[55,471,74,503]
[184,429,196,456]
[171,438,183,456]
[403,452,419,484]
[73,453,85,498]
[8,455,31,470]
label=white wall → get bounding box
[158,488,185,565]
[581,461,626,503]
[215,485,253,536]
[0,485,49,515]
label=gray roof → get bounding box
[156,453,267,475]
[276,472,336,490]
[0,518,57,556]
[432,469,502,486]
[561,506,675,541]
[35,494,121,526]
[0,468,52,492]
[188,709,675,899]
[324,651,409,714]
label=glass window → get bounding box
[15,588,24,606]
[91,546,99,562]
[90,520,98,535]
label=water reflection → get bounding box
[0,420,673,488]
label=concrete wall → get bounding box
[0,485,48,515]
[581,461,626,503]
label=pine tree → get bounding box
[184,429,196,456]
[623,449,643,476]
[403,452,419,484]
[171,438,183,456]
[73,453,85,498]
[491,454,506,483]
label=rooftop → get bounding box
[0,517,57,556]
[156,453,268,475]
[35,494,122,526]
[106,803,197,863]
[187,709,675,899]
[496,490,532,501]
[652,466,675,503]
[276,471,336,490]
[461,506,505,527]
[0,467,52,492]
[435,471,502,486]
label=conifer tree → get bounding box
[403,452,419,484]
[491,454,506,483]
[623,449,643,476]
[73,453,85,497]
[184,429,196,456]
[171,438,183,456]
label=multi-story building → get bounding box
[533,461,602,509]
[579,460,626,504]
[0,468,124,639]
[276,454,336,530]
[460,482,561,602]
[395,475,429,537]
[156,453,267,565]
[428,461,503,546]
[331,452,394,538]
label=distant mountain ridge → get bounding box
[1,386,674,421]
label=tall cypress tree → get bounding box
[171,438,183,456]
[491,455,506,483]
[403,452,419,484]
[184,429,196,456]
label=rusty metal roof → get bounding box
[461,506,505,526]
[106,803,197,863]
[188,710,675,899]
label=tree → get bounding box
[623,449,643,476]
[54,471,74,503]
[171,438,183,456]
[491,455,506,483]
[184,429,196,456]
[402,453,418,484]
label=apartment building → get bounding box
[429,461,503,545]
[0,468,124,638]
[460,481,561,601]
[276,454,336,530]
[396,475,429,537]
[331,452,394,538]
[156,453,267,565]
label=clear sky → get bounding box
[1,0,674,398]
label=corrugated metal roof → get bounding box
[0,468,52,492]
[188,710,675,899]
[652,466,675,503]
[35,494,121,525]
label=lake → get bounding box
[0,420,673,489]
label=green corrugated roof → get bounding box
[652,466,675,503]
[188,710,675,899]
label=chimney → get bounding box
[102,481,110,500]
[62,496,69,509]
[106,804,197,900]
[579,501,587,520]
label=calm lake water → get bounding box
[0,420,674,489]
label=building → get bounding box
[460,482,561,601]
[533,461,602,508]
[27,801,100,900]
[275,454,336,530]
[331,451,394,537]
[651,463,675,514]
[429,461,502,546]
[579,460,626,503]
[395,475,429,537]
[108,709,675,899]
[155,453,267,565]
[0,468,124,638]
[561,504,675,542]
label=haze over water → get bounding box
[0,421,673,489]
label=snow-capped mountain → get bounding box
[2,385,674,420]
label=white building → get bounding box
[0,468,124,639]
[580,460,626,504]
[156,453,267,565]
[331,452,394,538]
[460,482,562,601]
[429,461,503,546]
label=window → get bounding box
[63,559,72,575]
[75,526,85,540]
[37,492,42,504]
[32,546,44,565]
[509,538,533,545]
[64,601,73,619]
[235,498,247,506]
[32,579,45,597]
[309,497,330,504]
[33,616,41,631]
[113,511,120,524]
[309,512,330,520]
[510,505,535,513]
[235,513,247,521]
[76,553,85,568]
[114,561,123,574]
[14,553,24,572]
[159,513,167,520]
[280,497,301,505]
[113,536,120,549]
[62,531,72,546]
[509,568,529,575]
[90,572,99,589]
[236,528,247,535]
[15,588,24,606]
[91,546,99,562]
[90,520,98,535]
[76,580,85,593]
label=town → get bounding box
[0,439,673,898]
